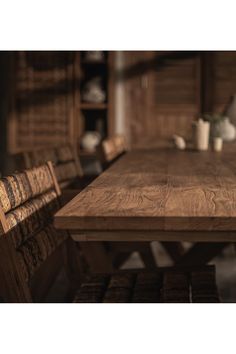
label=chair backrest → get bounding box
[0,162,69,302]
[97,135,127,169]
[113,135,127,155]
[20,145,83,189]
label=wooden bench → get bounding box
[73,266,220,303]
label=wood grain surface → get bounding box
[54,148,236,240]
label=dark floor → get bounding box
[47,242,236,303]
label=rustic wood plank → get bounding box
[54,148,236,239]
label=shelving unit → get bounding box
[75,51,115,159]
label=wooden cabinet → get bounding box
[7,51,115,156]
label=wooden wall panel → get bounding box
[122,52,149,149]
[8,52,76,153]
[212,52,236,113]
[124,51,201,149]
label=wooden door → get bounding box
[124,51,201,149]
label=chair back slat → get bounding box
[6,190,59,248]
[102,139,117,163]
[17,224,65,282]
[20,145,83,189]
[24,149,58,168]
[56,161,78,185]
[98,135,127,169]
[56,146,74,162]
[113,135,127,155]
[0,164,55,214]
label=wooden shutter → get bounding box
[212,52,236,113]
[8,51,76,153]
[124,51,201,148]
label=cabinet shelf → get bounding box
[80,103,107,110]
[81,60,107,65]
[79,150,97,157]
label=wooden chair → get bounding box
[0,162,84,302]
[97,134,127,171]
[113,134,127,156]
[17,144,97,205]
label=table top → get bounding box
[54,148,236,239]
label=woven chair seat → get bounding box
[73,265,220,303]
[17,225,67,282]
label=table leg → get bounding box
[107,241,157,269]
[79,242,114,273]
[161,242,185,263]
[175,242,228,266]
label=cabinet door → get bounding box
[124,51,201,149]
[8,52,76,153]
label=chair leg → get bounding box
[107,242,157,269]
[80,242,114,273]
[63,239,84,299]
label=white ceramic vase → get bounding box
[218,117,236,141]
[194,119,210,151]
[225,94,236,126]
[81,131,101,152]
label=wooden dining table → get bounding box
[54,148,236,247]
